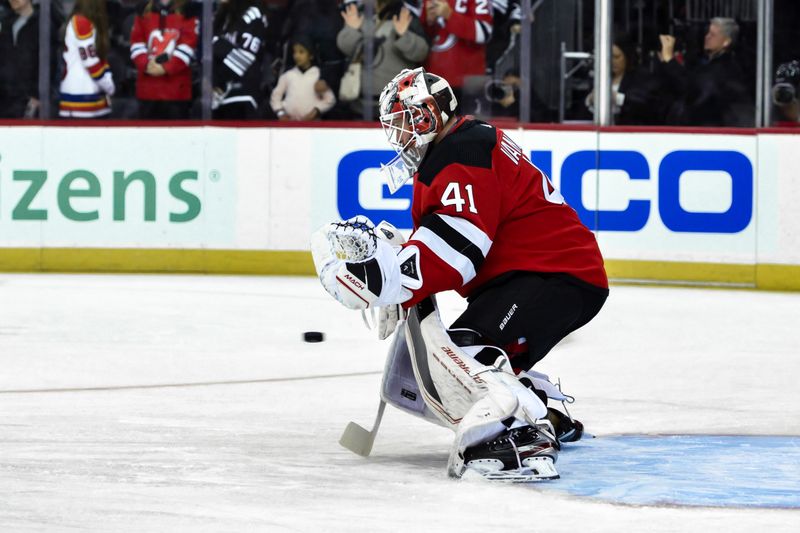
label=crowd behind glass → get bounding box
[0,0,798,126]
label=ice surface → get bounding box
[0,274,799,532]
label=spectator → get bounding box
[105,0,145,117]
[269,37,335,120]
[336,0,429,117]
[485,0,520,75]
[585,37,663,125]
[480,67,550,122]
[59,0,116,118]
[420,0,492,102]
[280,0,345,96]
[0,0,41,118]
[657,17,752,127]
[772,60,800,127]
[129,0,198,119]
[212,0,270,119]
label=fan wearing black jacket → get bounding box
[212,0,270,119]
[585,36,664,125]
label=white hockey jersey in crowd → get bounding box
[59,15,115,118]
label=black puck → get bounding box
[303,331,325,343]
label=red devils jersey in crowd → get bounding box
[130,7,197,101]
[399,117,608,308]
[420,0,493,88]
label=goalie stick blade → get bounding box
[339,400,387,457]
[339,421,376,457]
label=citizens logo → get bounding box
[0,161,201,222]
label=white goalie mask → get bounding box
[378,68,458,193]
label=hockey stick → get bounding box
[339,398,387,457]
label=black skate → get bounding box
[461,424,560,482]
[547,407,585,443]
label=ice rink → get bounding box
[1,273,799,532]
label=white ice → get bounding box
[0,274,799,532]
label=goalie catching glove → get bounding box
[311,217,410,333]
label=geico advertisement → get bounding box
[0,127,237,248]
[319,129,759,263]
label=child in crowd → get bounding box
[270,38,335,121]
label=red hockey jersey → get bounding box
[400,118,608,308]
[420,0,493,88]
[129,8,197,101]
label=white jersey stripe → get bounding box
[223,57,246,76]
[177,44,195,58]
[230,49,255,67]
[412,226,477,286]
[225,53,249,72]
[474,20,493,44]
[174,49,192,65]
[437,214,493,257]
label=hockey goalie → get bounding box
[312,68,609,481]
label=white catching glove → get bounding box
[96,70,115,96]
[311,216,397,310]
[311,216,407,313]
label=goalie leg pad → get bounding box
[380,328,446,427]
[404,297,550,478]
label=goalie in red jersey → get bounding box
[312,67,608,481]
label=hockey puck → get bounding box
[303,331,325,343]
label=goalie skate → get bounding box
[462,424,560,482]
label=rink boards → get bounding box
[0,123,798,290]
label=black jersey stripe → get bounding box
[419,214,486,274]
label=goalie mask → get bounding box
[379,68,458,193]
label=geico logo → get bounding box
[337,149,754,234]
[2,169,201,222]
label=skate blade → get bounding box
[464,457,559,483]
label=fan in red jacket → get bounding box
[129,0,197,119]
[420,0,493,91]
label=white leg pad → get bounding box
[380,328,446,427]
[403,297,548,477]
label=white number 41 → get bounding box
[441,182,478,214]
